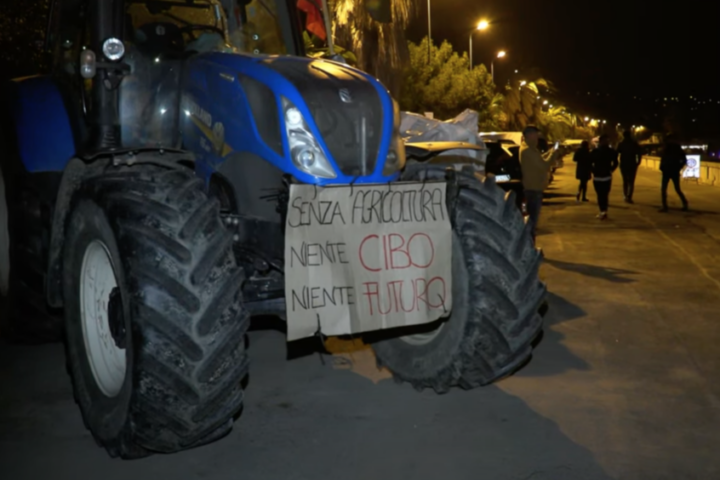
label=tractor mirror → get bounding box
[365,0,392,23]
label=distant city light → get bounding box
[520,80,527,86]
[543,100,548,105]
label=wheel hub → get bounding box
[80,240,127,398]
[108,287,126,349]
[399,321,445,346]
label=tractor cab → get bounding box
[47,0,315,151]
[125,0,232,56]
[124,0,293,56]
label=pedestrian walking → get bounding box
[589,134,619,220]
[617,130,643,203]
[520,125,560,240]
[659,135,689,212]
[573,141,592,202]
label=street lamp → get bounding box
[468,20,489,70]
[427,0,432,63]
[491,50,506,82]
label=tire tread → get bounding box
[67,163,249,457]
[374,167,545,391]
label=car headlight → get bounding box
[281,97,336,179]
[383,99,406,176]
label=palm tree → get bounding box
[502,79,548,130]
[332,0,414,98]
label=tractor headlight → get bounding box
[102,38,125,61]
[281,97,336,179]
[382,99,406,176]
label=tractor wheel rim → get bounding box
[399,322,444,346]
[80,240,126,397]
[0,165,10,297]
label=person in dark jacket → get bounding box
[659,135,689,212]
[589,135,619,220]
[573,141,592,202]
[617,130,643,203]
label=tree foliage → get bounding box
[400,37,502,129]
[0,0,50,78]
[333,0,414,98]
[400,39,596,141]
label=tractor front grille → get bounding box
[262,58,383,177]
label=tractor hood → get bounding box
[188,52,396,181]
[259,56,388,177]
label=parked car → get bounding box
[483,141,525,213]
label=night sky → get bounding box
[407,0,720,124]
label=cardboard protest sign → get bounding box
[284,182,453,341]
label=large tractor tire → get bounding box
[372,166,546,393]
[0,160,63,344]
[63,164,248,458]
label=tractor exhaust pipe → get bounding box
[89,0,124,150]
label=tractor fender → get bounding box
[6,76,81,173]
[46,151,198,308]
[45,157,109,308]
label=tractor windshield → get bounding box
[125,0,288,55]
[126,0,231,53]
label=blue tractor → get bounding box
[0,0,545,458]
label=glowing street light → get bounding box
[468,19,490,70]
[491,50,507,82]
[543,100,549,105]
[584,117,590,122]
[520,80,527,86]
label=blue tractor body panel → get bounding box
[8,52,398,188]
[179,52,399,187]
[10,76,76,173]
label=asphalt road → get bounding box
[2,165,720,479]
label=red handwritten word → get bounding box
[358,233,435,272]
[362,277,447,315]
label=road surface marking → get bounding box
[634,210,720,293]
